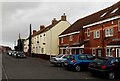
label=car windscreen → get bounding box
[92,58,107,65]
[56,54,63,58]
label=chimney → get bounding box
[52,18,57,25]
[61,13,66,21]
[40,25,45,30]
[33,30,36,35]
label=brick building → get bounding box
[59,1,120,57]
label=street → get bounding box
[2,53,102,80]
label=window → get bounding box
[92,48,96,56]
[106,48,112,57]
[111,8,118,14]
[100,12,107,17]
[94,30,100,39]
[118,20,120,31]
[110,59,119,64]
[105,28,113,37]
[78,55,87,60]
[61,37,63,43]
[87,28,90,37]
[87,55,94,60]
[69,35,73,41]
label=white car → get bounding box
[50,54,69,66]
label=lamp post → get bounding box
[29,24,32,57]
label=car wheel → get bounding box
[108,72,115,80]
[75,65,81,72]
[60,63,64,67]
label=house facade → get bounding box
[23,38,29,53]
[24,13,70,58]
[59,1,120,57]
[83,1,120,57]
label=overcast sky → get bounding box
[1,0,119,49]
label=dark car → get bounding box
[16,51,26,58]
[88,57,120,80]
[64,54,95,72]
[11,51,18,57]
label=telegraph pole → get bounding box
[28,24,32,56]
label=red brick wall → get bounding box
[59,33,80,46]
[84,19,119,56]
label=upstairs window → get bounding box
[111,8,119,14]
[118,20,120,31]
[100,12,107,17]
[61,37,63,43]
[105,28,113,37]
[69,35,73,41]
[87,28,90,37]
[94,30,100,39]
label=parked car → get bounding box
[16,51,26,58]
[12,51,18,57]
[88,57,120,80]
[64,54,95,71]
[7,50,13,56]
[50,54,69,66]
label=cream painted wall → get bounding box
[23,39,29,52]
[31,21,70,56]
[38,32,46,54]
[45,21,70,56]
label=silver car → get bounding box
[50,54,69,66]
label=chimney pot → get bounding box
[33,30,36,35]
[61,13,66,21]
[52,18,57,25]
[40,25,45,30]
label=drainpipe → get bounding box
[101,23,104,57]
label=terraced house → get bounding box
[24,13,70,59]
[59,1,120,57]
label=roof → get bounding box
[60,1,120,36]
[32,20,61,37]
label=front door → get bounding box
[97,49,102,57]
[116,48,120,57]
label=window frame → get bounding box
[106,47,113,57]
[61,37,64,43]
[78,55,87,60]
[105,28,113,37]
[118,20,120,31]
[69,35,73,41]
[94,30,100,39]
[87,28,90,37]
[92,48,96,56]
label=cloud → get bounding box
[1,1,118,49]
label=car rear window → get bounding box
[68,55,75,60]
[93,58,107,65]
